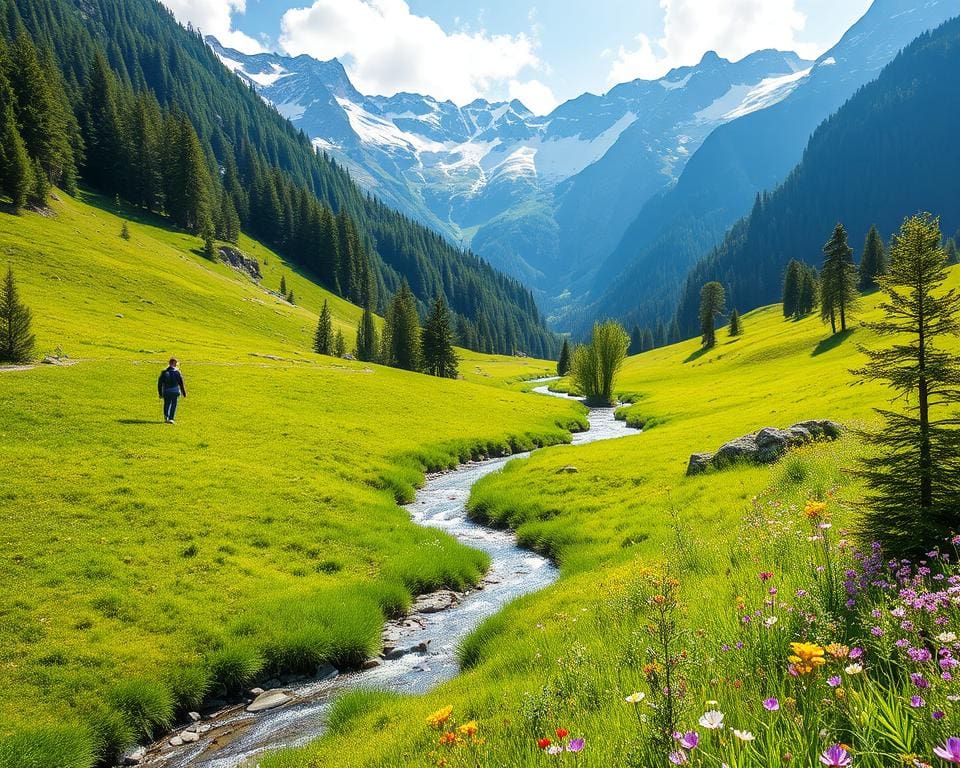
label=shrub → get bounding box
[0,726,94,768]
[85,706,135,765]
[206,643,265,695]
[166,663,212,713]
[107,678,174,741]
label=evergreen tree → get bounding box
[782,260,802,318]
[81,52,124,193]
[698,281,725,348]
[203,235,217,262]
[355,304,378,362]
[668,318,681,344]
[557,338,571,375]
[333,329,346,358]
[798,266,818,316]
[313,299,333,355]
[945,237,958,266]
[821,223,859,334]
[0,265,35,363]
[286,290,295,305]
[728,308,743,337]
[0,98,30,210]
[166,116,212,234]
[641,328,655,352]
[629,325,643,356]
[382,281,420,371]
[120,221,130,240]
[279,274,287,296]
[421,295,458,378]
[853,213,960,555]
[859,225,888,290]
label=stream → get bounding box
[141,381,634,768]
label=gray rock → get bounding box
[413,590,459,614]
[362,659,381,670]
[556,465,579,474]
[246,689,294,713]
[755,428,790,463]
[820,420,843,439]
[686,453,714,476]
[713,435,759,467]
[180,731,200,743]
[785,426,813,445]
[188,711,201,722]
[218,245,262,280]
[316,663,339,681]
[169,736,184,747]
[123,747,147,765]
[248,687,265,697]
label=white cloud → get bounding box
[278,0,546,106]
[163,0,265,53]
[508,79,558,116]
[607,0,821,85]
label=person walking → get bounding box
[158,358,187,424]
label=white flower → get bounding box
[733,730,755,741]
[625,692,646,704]
[845,663,864,675]
[764,616,778,627]
[937,632,958,643]
[699,710,725,729]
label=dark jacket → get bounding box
[158,367,186,397]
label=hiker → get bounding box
[158,358,187,424]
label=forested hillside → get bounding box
[674,16,960,335]
[0,0,556,357]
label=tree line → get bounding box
[0,0,558,359]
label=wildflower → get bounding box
[871,627,885,637]
[911,673,931,689]
[849,647,864,659]
[699,710,725,729]
[805,500,828,519]
[845,663,864,675]
[547,745,563,755]
[567,738,585,753]
[625,692,646,704]
[733,730,755,741]
[788,642,827,674]
[820,744,852,767]
[556,728,568,739]
[538,738,552,749]
[934,737,960,763]
[938,632,958,644]
[826,643,850,659]
[763,697,780,711]
[760,571,774,581]
[911,696,926,708]
[678,732,699,750]
[934,711,946,721]
[828,676,841,687]
[458,721,478,737]
[669,751,688,765]
[765,616,778,627]
[427,706,454,728]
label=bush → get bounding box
[85,706,135,765]
[570,321,630,406]
[107,678,175,740]
[166,663,212,713]
[0,726,94,768]
[206,643,265,695]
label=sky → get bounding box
[164,0,874,115]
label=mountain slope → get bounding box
[3,0,556,357]
[210,39,809,302]
[674,14,960,333]
[588,0,958,333]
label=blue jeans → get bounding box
[163,392,180,421]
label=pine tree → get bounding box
[699,281,725,348]
[641,328,655,352]
[798,266,818,316]
[821,223,860,334]
[0,265,35,363]
[286,290,295,305]
[853,213,960,555]
[355,304,378,362]
[203,235,217,262]
[81,52,124,193]
[629,325,643,356]
[859,225,888,291]
[421,295,458,378]
[313,299,333,355]
[382,281,420,371]
[334,329,346,358]
[782,260,802,318]
[728,308,743,337]
[120,221,130,240]
[279,274,287,296]
[668,318,681,344]
[0,98,31,210]
[945,238,958,266]
[557,338,571,375]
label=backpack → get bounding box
[162,368,179,390]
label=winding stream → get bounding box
[142,381,634,768]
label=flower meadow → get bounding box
[417,484,960,767]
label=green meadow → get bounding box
[265,266,960,767]
[0,193,585,764]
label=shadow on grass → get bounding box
[117,418,163,425]
[683,345,712,364]
[812,328,855,357]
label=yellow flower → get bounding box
[426,705,454,728]
[458,721,479,737]
[788,642,826,675]
[804,500,828,519]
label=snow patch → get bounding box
[660,72,693,91]
[532,111,638,182]
[721,68,811,121]
[819,57,837,66]
[246,63,290,88]
[338,99,445,154]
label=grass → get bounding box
[264,266,960,767]
[0,191,585,763]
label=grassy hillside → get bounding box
[0,193,583,765]
[267,266,960,767]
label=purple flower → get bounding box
[910,695,925,708]
[678,732,699,750]
[934,737,960,763]
[934,711,946,721]
[762,697,780,711]
[849,647,863,659]
[668,751,688,765]
[828,676,841,687]
[871,627,885,637]
[566,738,585,753]
[820,744,852,767]
[911,673,930,689]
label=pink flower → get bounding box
[934,737,960,763]
[759,571,774,581]
[820,744,852,767]
[678,732,699,750]
[668,751,688,765]
[762,697,780,711]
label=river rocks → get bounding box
[362,659,381,670]
[413,590,460,614]
[246,689,294,713]
[686,420,843,476]
[179,730,200,743]
[383,641,430,660]
[169,736,183,747]
[316,663,339,682]
[188,711,201,722]
[122,747,146,765]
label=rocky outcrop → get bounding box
[686,420,843,476]
[218,245,262,280]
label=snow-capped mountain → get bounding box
[208,36,809,297]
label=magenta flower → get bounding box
[762,697,780,711]
[849,647,864,659]
[668,751,688,765]
[935,737,960,763]
[566,738,585,753]
[911,695,926,708]
[827,676,841,687]
[678,732,699,750]
[820,744,852,767]
[759,571,774,581]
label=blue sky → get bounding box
[166,0,874,114]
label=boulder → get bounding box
[362,659,381,670]
[122,747,147,765]
[246,689,293,713]
[556,465,579,474]
[316,663,339,681]
[413,590,459,614]
[686,453,714,476]
[169,736,183,747]
[180,731,200,743]
[713,435,759,467]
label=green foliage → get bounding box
[106,678,175,741]
[557,337,571,375]
[326,690,403,736]
[206,644,266,696]
[314,299,333,355]
[382,281,420,371]
[820,222,860,333]
[0,726,94,768]
[334,328,346,358]
[782,260,802,318]
[0,264,34,362]
[860,224,888,290]
[355,304,378,362]
[698,281,725,347]
[728,308,742,337]
[570,321,630,406]
[853,213,960,555]
[119,221,130,240]
[421,294,459,378]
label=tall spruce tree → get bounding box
[641,328,654,352]
[699,281,726,348]
[798,265,818,316]
[557,338,571,375]
[355,304,378,363]
[313,299,333,355]
[821,223,860,334]
[0,265,35,363]
[945,237,958,266]
[382,281,420,371]
[421,295,458,378]
[629,325,643,356]
[859,225,888,291]
[279,274,287,296]
[0,94,30,210]
[728,308,743,337]
[853,213,960,555]
[783,260,803,318]
[334,329,346,358]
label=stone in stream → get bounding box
[180,731,200,743]
[316,663,339,682]
[122,747,146,765]
[246,689,294,713]
[169,736,184,747]
[187,711,201,722]
[413,590,459,614]
[362,659,381,670]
